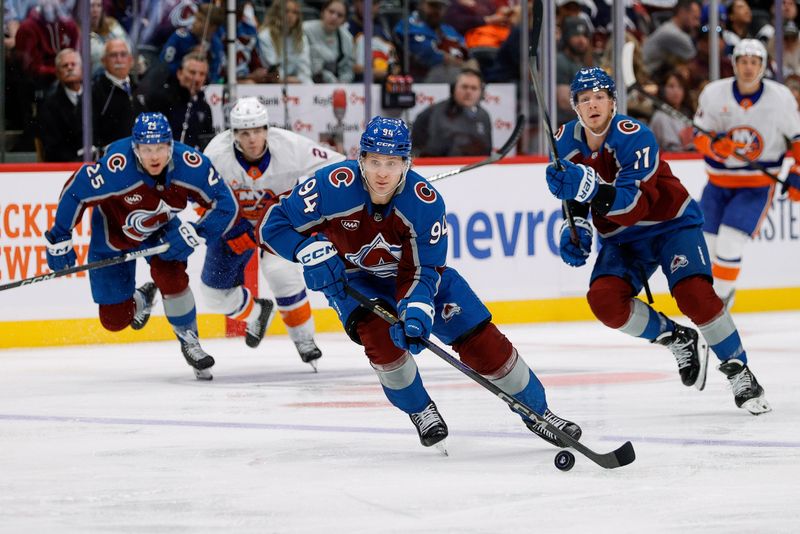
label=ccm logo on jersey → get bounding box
[414,182,437,203]
[670,254,689,273]
[617,120,641,135]
[329,167,355,187]
[107,154,127,172]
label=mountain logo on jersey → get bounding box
[728,126,763,160]
[341,219,360,231]
[442,303,462,322]
[670,254,689,273]
[122,199,180,241]
[344,233,401,277]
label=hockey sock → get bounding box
[698,311,747,365]
[487,350,547,415]
[162,287,198,330]
[372,353,431,414]
[619,299,674,340]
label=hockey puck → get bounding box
[554,450,575,471]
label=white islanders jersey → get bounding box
[694,78,800,187]
[204,127,345,223]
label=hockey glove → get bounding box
[296,234,346,299]
[223,218,258,255]
[159,220,204,262]
[559,217,593,267]
[784,166,800,202]
[390,298,435,355]
[44,230,77,271]
[546,160,598,203]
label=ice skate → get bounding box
[653,322,709,390]
[718,359,771,415]
[178,330,215,380]
[524,409,582,448]
[245,298,276,348]
[294,338,322,372]
[409,401,449,454]
[131,282,158,330]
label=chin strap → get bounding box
[573,101,617,138]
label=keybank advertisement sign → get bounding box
[420,160,800,301]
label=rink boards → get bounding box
[1,156,799,348]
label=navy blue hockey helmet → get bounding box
[359,116,411,157]
[132,112,173,144]
[570,67,617,105]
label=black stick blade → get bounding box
[614,441,636,467]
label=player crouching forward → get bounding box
[45,113,238,380]
[545,67,770,414]
[201,97,345,368]
[258,116,582,450]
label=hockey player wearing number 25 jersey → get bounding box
[44,113,238,380]
[546,67,770,415]
[258,116,582,451]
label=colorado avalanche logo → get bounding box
[344,233,402,277]
[728,126,764,160]
[122,200,180,241]
[107,154,127,172]
[329,167,355,188]
[617,120,641,135]
[441,303,462,322]
[554,124,565,141]
[670,254,689,273]
[414,182,437,204]
[182,151,203,168]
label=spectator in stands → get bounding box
[649,70,695,152]
[160,3,225,83]
[38,48,85,162]
[304,0,355,83]
[769,20,800,78]
[142,53,214,151]
[88,0,131,76]
[14,0,80,90]
[756,0,798,44]
[688,24,733,94]
[641,0,700,77]
[784,73,800,108]
[556,16,596,125]
[394,0,469,83]
[349,0,397,82]
[93,39,141,151]
[445,0,516,75]
[235,2,274,84]
[411,68,492,157]
[4,1,20,50]
[258,0,312,84]
[723,0,756,54]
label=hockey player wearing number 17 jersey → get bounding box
[200,97,346,367]
[545,67,770,415]
[693,39,800,308]
[44,112,238,380]
[258,116,582,450]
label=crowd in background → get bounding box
[3,0,800,161]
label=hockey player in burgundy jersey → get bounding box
[44,113,238,380]
[259,116,582,450]
[546,67,770,415]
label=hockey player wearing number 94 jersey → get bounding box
[44,112,238,380]
[546,67,770,414]
[200,97,345,368]
[258,116,582,451]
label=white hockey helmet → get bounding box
[732,38,768,81]
[230,97,269,130]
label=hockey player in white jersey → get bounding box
[200,97,345,367]
[694,38,800,308]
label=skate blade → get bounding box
[742,396,771,415]
[694,340,710,391]
[194,368,213,381]
[434,440,449,457]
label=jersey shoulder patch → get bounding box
[327,165,356,188]
[616,119,641,135]
[413,181,437,204]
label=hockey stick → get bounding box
[0,244,170,293]
[345,285,636,469]
[528,0,581,246]
[621,41,784,187]
[426,113,525,183]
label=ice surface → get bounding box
[1,312,798,533]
